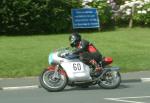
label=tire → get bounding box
[98,71,121,89]
[39,69,68,92]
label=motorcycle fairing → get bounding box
[60,60,92,82]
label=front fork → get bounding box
[52,65,60,80]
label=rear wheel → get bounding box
[98,71,121,89]
[39,68,68,92]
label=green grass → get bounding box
[0,27,150,77]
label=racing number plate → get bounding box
[71,62,84,72]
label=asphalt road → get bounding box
[0,82,150,103]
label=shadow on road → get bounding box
[62,84,131,92]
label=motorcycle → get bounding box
[39,48,121,92]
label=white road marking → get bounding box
[105,98,144,103]
[105,96,150,103]
[2,85,40,90]
[141,78,150,82]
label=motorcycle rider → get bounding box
[69,32,103,75]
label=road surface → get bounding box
[0,82,150,103]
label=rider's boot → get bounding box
[89,60,102,76]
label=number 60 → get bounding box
[73,63,81,71]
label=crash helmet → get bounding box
[69,32,81,47]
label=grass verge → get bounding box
[0,27,150,77]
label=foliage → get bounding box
[0,0,82,34]
[115,0,124,5]
[134,2,150,25]
[117,0,150,26]
[88,0,113,28]
[0,0,149,34]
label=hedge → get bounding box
[0,0,82,34]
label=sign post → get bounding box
[71,8,100,29]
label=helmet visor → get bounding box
[70,35,76,43]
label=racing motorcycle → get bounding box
[39,48,121,92]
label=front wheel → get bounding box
[39,68,68,92]
[98,71,121,89]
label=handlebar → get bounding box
[56,47,79,59]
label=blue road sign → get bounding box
[71,8,100,29]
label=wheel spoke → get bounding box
[99,71,121,89]
[43,70,66,89]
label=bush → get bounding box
[115,0,150,27]
[88,0,113,29]
[134,3,150,26]
[0,0,82,35]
